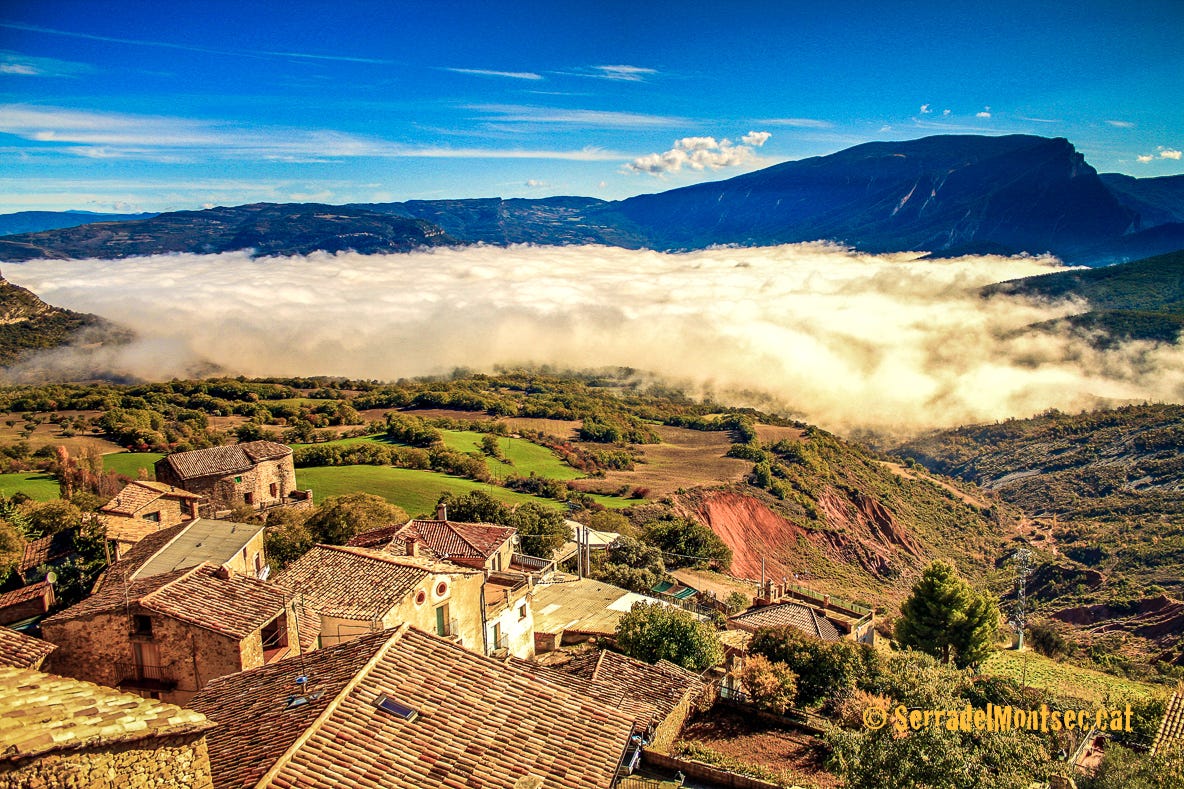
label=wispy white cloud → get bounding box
[0,105,624,162]
[0,21,393,65]
[942,109,951,116]
[0,50,92,77]
[1136,154,1154,163]
[976,106,992,118]
[467,103,682,128]
[1017,115,1060,124]
[1160,148,1182,160]
[589,65,658,81]
[759,117,833,129]
[445,68,543,80]
[626,131,771,176]
[524,179,548,188]
[919,104,931,114]
[1106,119,1135,128]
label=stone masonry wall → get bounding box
[0,733,213,789]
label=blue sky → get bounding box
[0,0,1180,213]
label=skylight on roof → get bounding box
[373,694,419,721]
[285,690,324,709]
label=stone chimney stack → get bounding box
[435,503,447,521]
[405,537,418,557]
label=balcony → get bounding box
[115,661,177,691]
[438,617,462,644]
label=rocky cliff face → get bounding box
[0,270,121,368]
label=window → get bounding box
[434,603,450,636]
[492,622,501,646]
[142,511,160,522]
[261,615,289,663]
[492,553,501,572]
[518,603,528,621]
[244,492,254,505]
[234,475,243,484]
[132,614,153,636]
[269,482,278,498]
[435,581,448,597]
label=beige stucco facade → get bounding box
[314,569,485,651]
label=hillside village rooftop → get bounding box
[188,625,637,789]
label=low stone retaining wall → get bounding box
[640,750,790,789]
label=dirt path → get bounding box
[879,461,993,509]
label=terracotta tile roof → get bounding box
[0,627,55,669]
[1153,688,1184,756]
[189,632,389,789]
[143,565,287,639]
[0,581,54,613]
[397,518,515,562]
[193,626,635,789]
[0,666,212,762]
[729,602,844,642]
[44,563,286,640]
[562,650,704,723]
[345,522,404,549]
[18,531,75,574]
[159,440,291,481]
[274,544,430,621]
[100,480,201,517]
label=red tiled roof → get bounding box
[100,480,201,516]
[729,602,844,641]
[562,650,704,723]
[0,627,55,670]
[344,522,404,549]
[159,440,291,481]
[44,563,285,640]
[189,632,387,789]
[0,582,54,613]
[274,544,430,621]
[17,531,75,574]
[192,626,635,789]
[397,518,515,561]
[1153,689,1184,756]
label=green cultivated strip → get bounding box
[101,452,163,479]
[294,465,566,518]
[0,472,60,501]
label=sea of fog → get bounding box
[6,242,1184,434]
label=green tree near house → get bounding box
[614,602,723,672]
[895,561,1000,669]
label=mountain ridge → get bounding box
[1,134,1181,265]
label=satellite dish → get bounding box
[510,534,520,546]
[45,571,58,585]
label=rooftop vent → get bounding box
[373,694,419,722]
[285,690,324,709]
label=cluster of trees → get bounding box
[263,492,409,569]
[433,490,568,557]
[614,602,723,672]
[0,493,108,609]
[895,561,1000,670]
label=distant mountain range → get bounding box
[1,134,1182,265]
[0,210,157,237]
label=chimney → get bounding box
[216,565,234,580]
[405,537,418,557]
[435,503,447,521]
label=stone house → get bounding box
[0,666,214,789]
[728,581,876,644]
[275,544,487,651]
[40,563,302,705]
[188,625,637,789]
[153,440,311,516]
[99,481,203,558]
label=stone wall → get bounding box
[42,609,247,706]
[0,733,213,789]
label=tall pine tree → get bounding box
[895,561,999,669]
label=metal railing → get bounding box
[115,661,176,689]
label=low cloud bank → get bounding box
[5,243,1184,434]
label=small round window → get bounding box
[414,590,427,606]
[435,581,448,597]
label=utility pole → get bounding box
[1011,547,1032,650]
